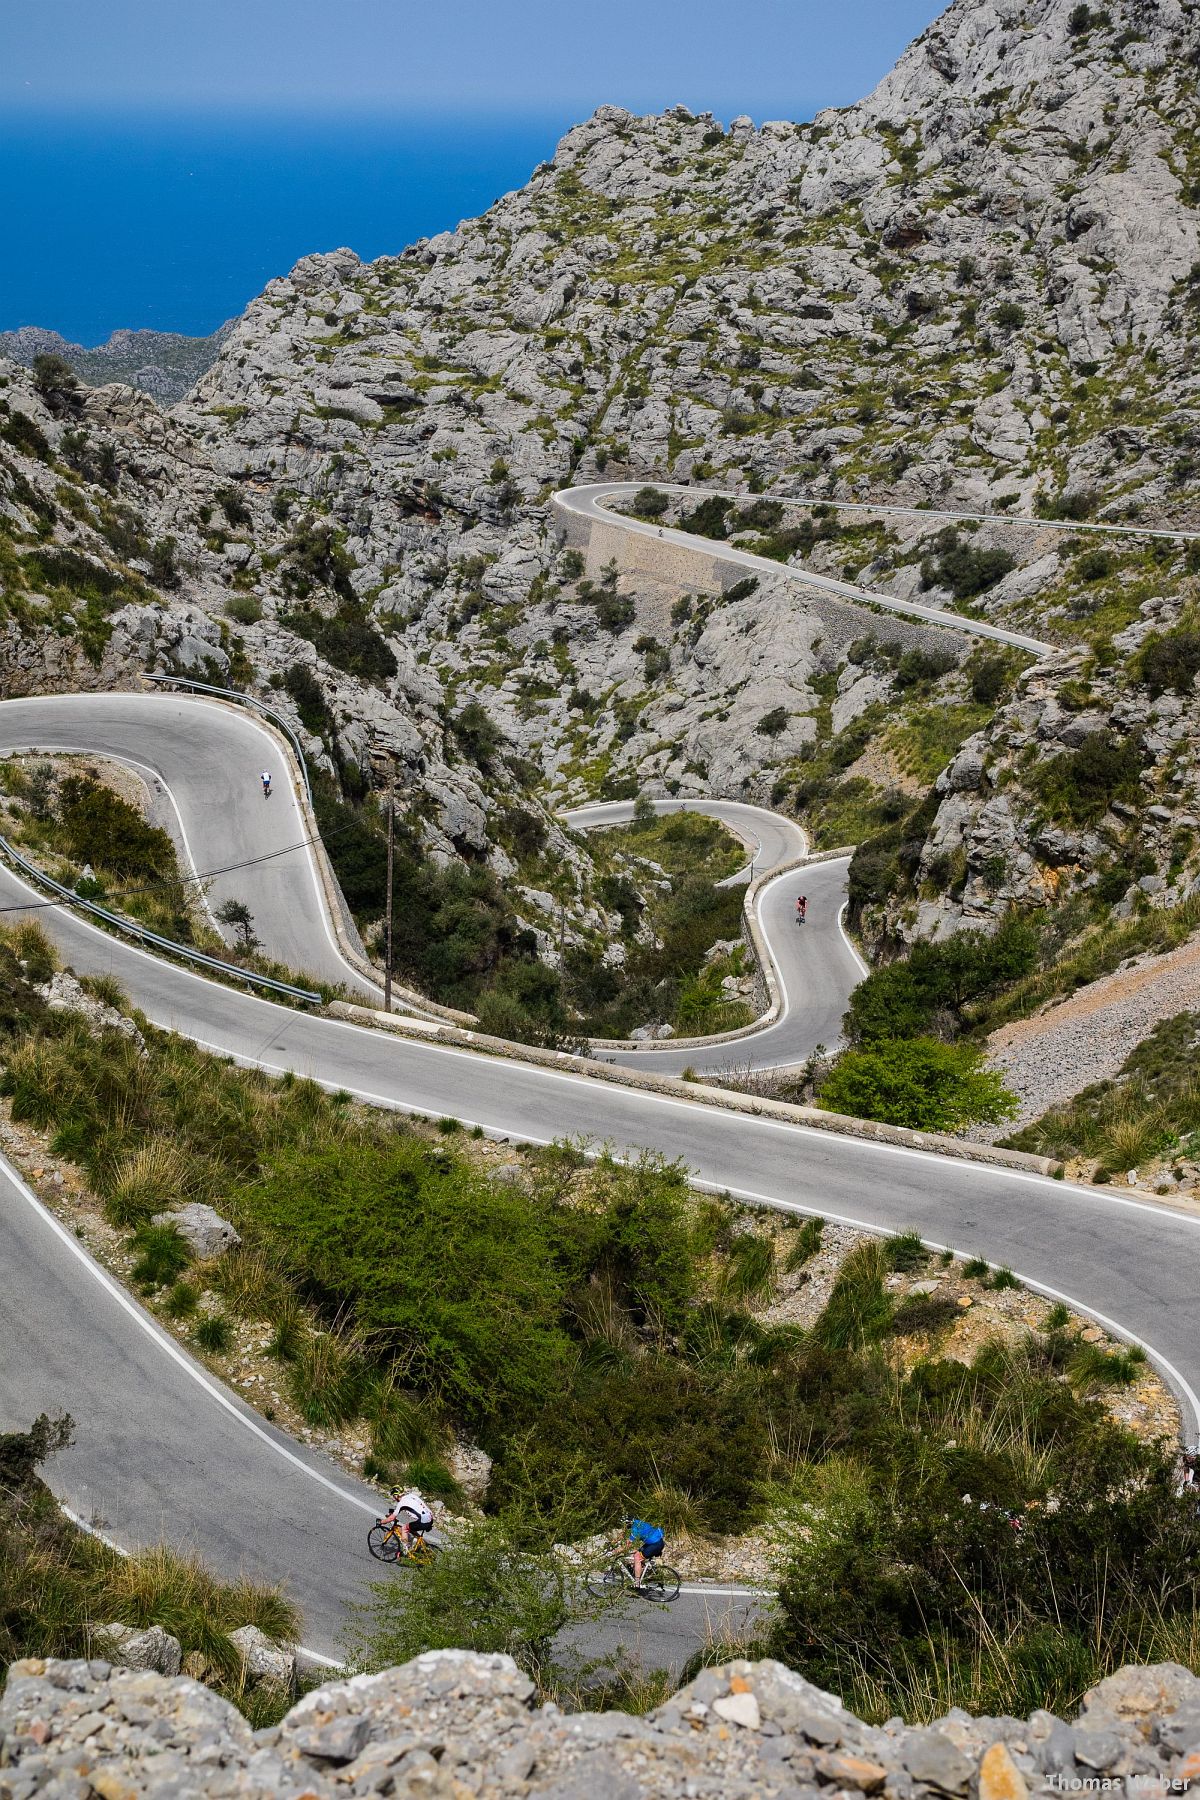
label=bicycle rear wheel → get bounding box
[368,1524,400,1562]
[643,1563,681,1603]
[586,1560,631,1601]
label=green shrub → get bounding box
[346,1519,573,1687]
[631,485,669,518]
[281,663,331,735]
[757,706,790,737]
[282,604,397,684]
[844,916,1039,1044]
[1134,627,1200,696]
[130,1224,191,1290]
[969,655,1009,704]
[818,1038,1019,1132]
[678,495,732,539]
[56,776,176,880]
[920,529,1016,599]
[1034,731,1144,824]
[193,1313,232,1353]
[452,701,505,769]
[225,594,263,625]
[235,1141,574,1428]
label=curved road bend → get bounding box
[566,798,863,1074]
[0,692,381,1001]
[553,483,1053,657]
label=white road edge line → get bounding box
[1,1151,380,1518]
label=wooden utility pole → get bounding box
[384,756,396,1013]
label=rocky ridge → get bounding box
[0,323,231,405]
[6,1651,1200,1800]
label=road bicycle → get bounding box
[367,1518,440,1566]
[585,1553,681,1604]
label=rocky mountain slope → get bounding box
[2,0,1199,1011]
[7,1650,1200,1800]
[0,323,230,405]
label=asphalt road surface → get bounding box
[2,694,1199,1672]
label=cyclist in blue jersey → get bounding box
[627,1516,666,1588]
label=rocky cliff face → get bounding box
[3,0,1199,964]
[6,1651,1200,1800]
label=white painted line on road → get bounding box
[836,899,869,977]
[0,1152,382,1518]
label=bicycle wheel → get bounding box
[586,1559,632,1601]
[643,1563,681,1603]
[368,1524,400,1562]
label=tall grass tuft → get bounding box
[814,1242,893,1349]
[104,1142,196,1227]
[783,1215,824,1273]
[289,1330,367,1427]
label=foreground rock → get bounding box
[151,1201,241,1260]
[4,1654,1200,1798]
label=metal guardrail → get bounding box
[0,833,323,1005]
[144,674,313,803]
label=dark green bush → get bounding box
[281,663,331,735]
[1034,731,1144,824]
[969,655,1009,704]
[57,776,175,878]
[818,1038,1018,1131]
[678,496,733,540]
[283,606,397,684]
[844,916,1039,1044]
[920,529,1016,599]
[1134,627,1200,696]
[631,486,669,518]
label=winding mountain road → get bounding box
[565,798,863,1073]
[2,692,1200,1673]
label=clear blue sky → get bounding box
[4,0,943,119]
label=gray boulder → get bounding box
[151,1202,241,1260]
[228,1624,295,1691]
[94,1623,182,1677]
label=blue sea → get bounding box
[0,109,576,344]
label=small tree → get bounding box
[818,1038,1018,1133]
[215,898,261,953]
[31,351,83,417]
[631,792,657,832]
